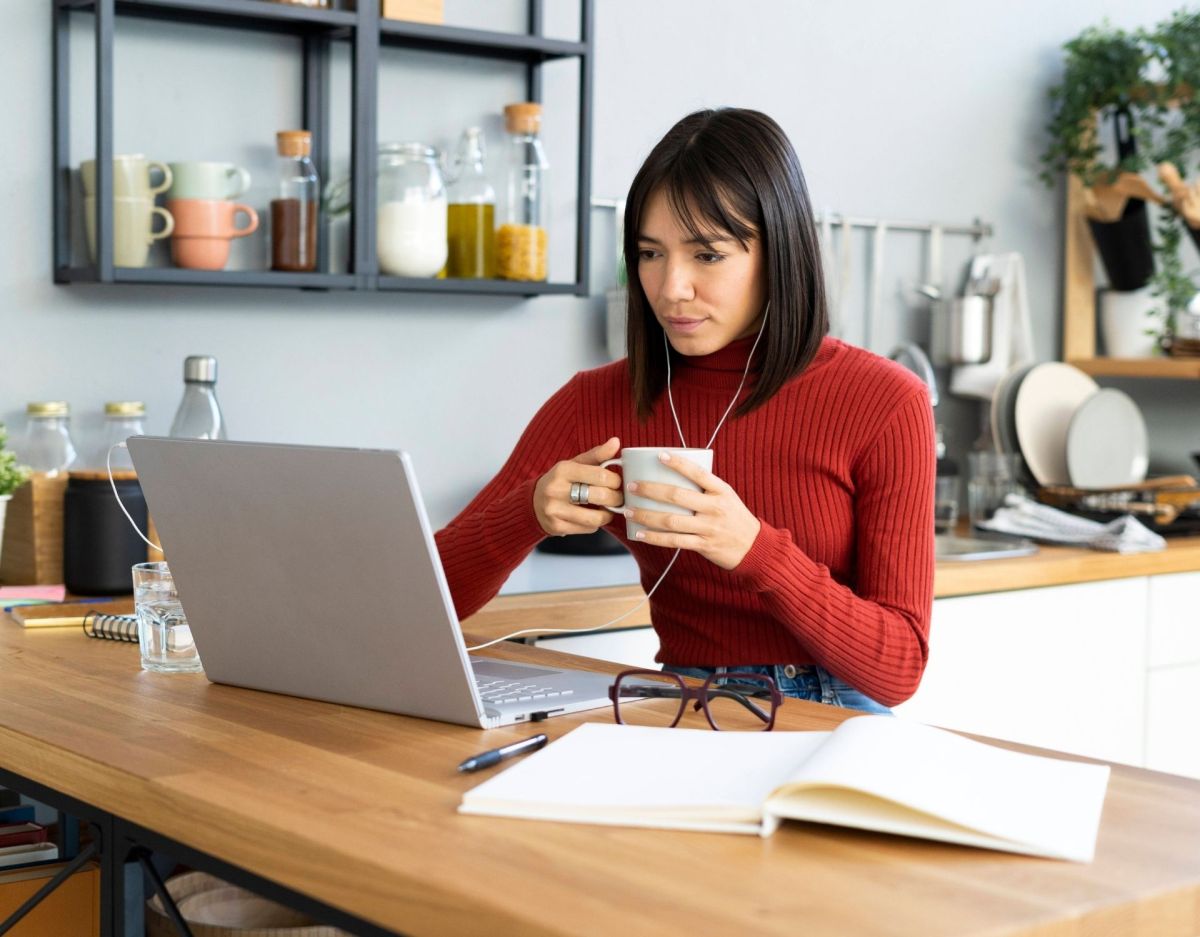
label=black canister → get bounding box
[63,471,147,595]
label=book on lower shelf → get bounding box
[0,859,99,936]
[459,716,1111,862]
[0,842,59,869]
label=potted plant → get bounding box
[0,423,32,569]
[1041,21,1160,292]
[1042,11,1200,354]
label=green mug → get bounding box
[167,161,252,201]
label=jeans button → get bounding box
[783,664,797,678]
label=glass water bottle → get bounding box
[19,402,77,475]
[169,356,227,440]
[496,102,549,282]
[446,128,496,279]
[271,130,319,272]
[87,401,147,470]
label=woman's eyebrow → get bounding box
[637,233,733,245]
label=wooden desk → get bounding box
[1,620,1199,936]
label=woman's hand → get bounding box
[533,437,624,537]
[624,451,761,570]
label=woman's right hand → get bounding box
[533,437,624,537]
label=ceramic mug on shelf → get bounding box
[80,154,172,199]
[167,198,259,271]
[167,161,252,201]
[84,196,174,268]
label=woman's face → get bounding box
[636,188,768,357]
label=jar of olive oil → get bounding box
[497,102,549,282]
[446,128,496,279]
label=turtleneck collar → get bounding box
[669,334,840,392]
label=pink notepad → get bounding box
[0,585,67,604]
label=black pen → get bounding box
[457,733,549,773]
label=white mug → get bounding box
[601,447,713,539]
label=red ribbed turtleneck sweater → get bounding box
[435,336,935,707]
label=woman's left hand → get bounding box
[624,451,761,571]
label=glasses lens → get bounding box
[704,674,776,731]
[613,673,686,728]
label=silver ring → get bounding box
[578,482,590,505]
[569,482,582,504]
[569,482,590,505]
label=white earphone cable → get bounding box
[107,442,163,553]
[466,302,769,653]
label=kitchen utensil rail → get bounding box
[591,199,993,242]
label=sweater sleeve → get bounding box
[434,376,582,622]
[730,389,936,706]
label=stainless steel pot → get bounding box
[931,295,992,365]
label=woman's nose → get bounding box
[661,260,695,302]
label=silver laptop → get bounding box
[127,437,617,729]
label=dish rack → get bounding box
[1037,475,1200,533]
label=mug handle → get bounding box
[148,206,174,242]
[147,161,173,197]
[599,458,623,471]
[227,166,251,199]
[227,204,259,238]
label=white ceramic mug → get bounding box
[600,447,713,539]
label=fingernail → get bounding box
[627,481,639,492]
[634,531,646,540]
[658,452,671,462]
[623,509,635,518]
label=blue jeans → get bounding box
[662,664,893,715]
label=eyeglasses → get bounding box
[608,669,781,731]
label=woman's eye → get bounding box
[637,249,659,260]
[697,252,725,264]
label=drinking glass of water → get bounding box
[132,562,202,673]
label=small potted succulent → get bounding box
[0,423,32,568]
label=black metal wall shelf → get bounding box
[52,0,594,298]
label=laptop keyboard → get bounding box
[474,677,576,706]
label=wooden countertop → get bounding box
[1,620,1199,936]
[461,536,1200,642]
[933,534,1200,598]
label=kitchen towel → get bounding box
[950,252,1035,401]
[978,494,1166,553]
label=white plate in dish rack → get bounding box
[1013,362,1098,486]
[1066,388,1149,488]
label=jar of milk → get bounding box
[377,143,448,277]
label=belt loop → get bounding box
[783,664,798,679]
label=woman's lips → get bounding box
[665,317,706,334]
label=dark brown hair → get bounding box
[624,108,828,420]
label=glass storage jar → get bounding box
[376,142,448,278]
[497,102,549,282]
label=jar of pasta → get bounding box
[496,102,549,282]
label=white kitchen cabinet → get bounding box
[1144,571,1200,778]
[894,577,1150,765]
[1147,572,1200,669]
[537,626,660,670]
[1146,664,1200,779]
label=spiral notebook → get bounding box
[82,612,138,643]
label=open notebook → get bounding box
[459,716,1111,862]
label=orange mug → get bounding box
[167,198,259,271]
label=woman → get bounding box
[436,108,934,712]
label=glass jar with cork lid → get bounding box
[272,130,319,272]
[497,102,550,282]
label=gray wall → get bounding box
[2,0,1196,531]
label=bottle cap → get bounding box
[504,103,542,135]
[27,401,69,418]
[276,130,313,157]
[105,401,146,417]
[183,356,218,384]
